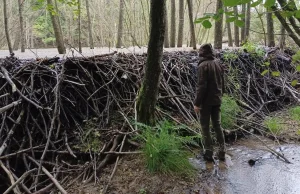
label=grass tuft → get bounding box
[289,106,300,121]
[136,120,198,177]
[221,95,241,129]
[264,117,283,134]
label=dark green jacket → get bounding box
[194,56,225,107]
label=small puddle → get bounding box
[189,138,300,194]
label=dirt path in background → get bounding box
[0,44,237,59]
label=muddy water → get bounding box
[190,138,300,194]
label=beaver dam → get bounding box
[0,47,300,193]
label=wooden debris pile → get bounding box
[0,48,299,193]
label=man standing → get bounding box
[194,43,226,161]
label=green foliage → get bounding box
[264,0,276,8]
[241,42,265,57]
[251,0,263,7]
[136,120,198,176]
[33,15,56,45]
[261,69,269,76]
[74,120,102,153]
[291,80,298,87]
[202,20,212,29]
[223,0,251,7]
[289,106,300,121]
[138,188,147,194]
[223,50,238,61]
[221,95,241,129]
[292,51,300,63]
[264,117,283,134]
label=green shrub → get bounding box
[289,106,300,121]
[221,95,241,129]
[264,117,283,134]
[136,120,198,176]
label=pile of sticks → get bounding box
[0,48,298,193]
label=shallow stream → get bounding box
[190,137,300,194]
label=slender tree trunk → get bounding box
[170,0,176,47]
[273,6,300,47]
[13,30,20,50]
[85,0,94,49]
[47,0,66,54]
[214,0,223,49]
[279,25,286,50]
[116,0,125,48]
[3,0,13,54]
[245,2,251,40]
[18,0,25,52]
[78,0,82,53]
[233,6,239,47]
[187,0,196,49]
[164,5,170,48]
[266,11,275,47]
[177,0,184,47]
[137,0,166,125]
[241,3,246,43]
[277,0,300,36]
[225,7,233,47]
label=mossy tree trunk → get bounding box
[177,0,184,47]
[19,0,25,52]
[213,0,223,49]
[170,0,176,47]
[136,0,166,126]
[164,3,170,48]
[279,25,286,50]
[78,0,82,53]
[86,0,94,49]
[47,0,66,54]
[241,3,246,43]
[3,0,13,54]
[233,6,239,47]
[266,11,275,47]
[225,7,233,47]
[187,0,196,49]
[245,2,251,40]
[116,0,125,48]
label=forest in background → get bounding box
[1,0,299,53]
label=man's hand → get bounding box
[194,105,200,113]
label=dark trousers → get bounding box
[199,105,225,155]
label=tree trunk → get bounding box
[233,6,239,47]
[187,0,196,49]
[225,7,233,47]
[18,0,25,52]
[266,11,275,47]
[241,3,246,43]
[170,0,176,47]
[279,25,286,50]
[213,0,223,49]
[3,0,13,54]
[136,0,166,125]
[272,6,300,47]
[164,5,170,48]
[13,30,20,51]
[47,0,66,54]
[245,2,251,39]
[277,0,300,36]
[85,0,94,49]
[177,0,184,47]
[116,0,125,48]
[78,0,82,53]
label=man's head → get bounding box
[199,43,215,58]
